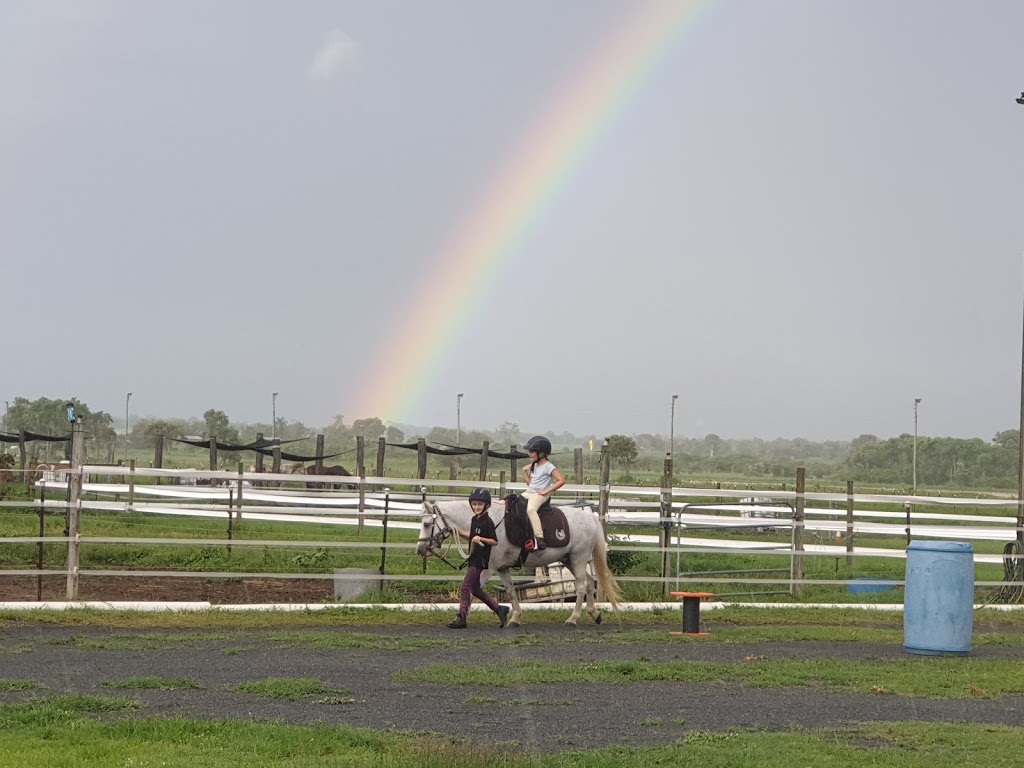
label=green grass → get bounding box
[232,678,337,701]
[4,604,1024,632]
[0,697,1020,767]
[265,630,448,650]
[0,680,40,692]
[47,631,233,650]
[100,677,204,691]
[396,657,1024,698]
[0,696,139,728]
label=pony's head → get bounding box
[416,502,452,558]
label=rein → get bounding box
[418,504,470,569]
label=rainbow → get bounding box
[351,0,718,423]
[348,0,716,423]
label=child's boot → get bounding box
[447,615,467,629]
[496,605,510,628]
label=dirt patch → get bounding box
[0,574,333,603]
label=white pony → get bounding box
[416,497,622,627]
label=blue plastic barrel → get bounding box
[903,540,974,656]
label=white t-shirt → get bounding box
[527,461,557,493]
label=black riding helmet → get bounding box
[468,488,492,508]
[526,435,552,456]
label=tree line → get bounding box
[2,397,1019,488]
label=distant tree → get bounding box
[5,396,111,437]
[133,419,185,445]
[427,426,458,444]
[88,411,116,440]
[202,409,238,443]
[385,425,405,444]
[351,417,386,441]
[494,421,520,446]
[994,430,1019,449]
[851,434,879,449]
[607,434,638,470]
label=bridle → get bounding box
[418,504,469,569]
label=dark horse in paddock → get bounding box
[290,463,357,491]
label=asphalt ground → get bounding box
[1,622,1022,750]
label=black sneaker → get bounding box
[447,616,467,629]
[497,605,510,628]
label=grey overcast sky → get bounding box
[2,0,1024,441]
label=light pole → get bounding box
[913,398,921,496]
[2,400,8,432]
[272,392,279,441]
[1017,91,1024,543]
[124,392,133,461]
[456,393,464,445]
[670,394,679,458]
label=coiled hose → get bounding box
[993,540,1024,604]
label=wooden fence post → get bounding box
[573,448,584,504]
[36,485,46,600]
[356,436,366,535]
[660,454,673,598]
[598,440,610,535]
[128,459,136,509]
[315,434,325,476]
[154,436,164,485]
[65,421,84,600]
[479,441,489,482]
[416,438,427,480]
[254,432,265,475]
[272,443,282,487]
[379,487,391,575]
[376,437,386,490]
[846,480,854,566]
[448,452,458,494]
[19,430,27,489]
[791,467,805,598]
[208,438,217,471]
[499,470,506,501]
[236,462,244,520]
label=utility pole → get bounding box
[124,392,133,462]
[1016,90,1024,543]
[670,394,679,459]
[913,397,921,496]
[272,392,279,441]
[456,393,464,445]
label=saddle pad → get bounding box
[540,506,570,548]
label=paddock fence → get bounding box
[0,460,1022,603]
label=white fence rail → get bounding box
[0,465,1021,600]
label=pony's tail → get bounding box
[593,536,623,612]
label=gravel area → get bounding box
[2,623,1022,750]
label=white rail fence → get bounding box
[0,465,1022,600]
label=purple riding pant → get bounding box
[458,565,499,617]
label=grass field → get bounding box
[0,698,1019,768]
